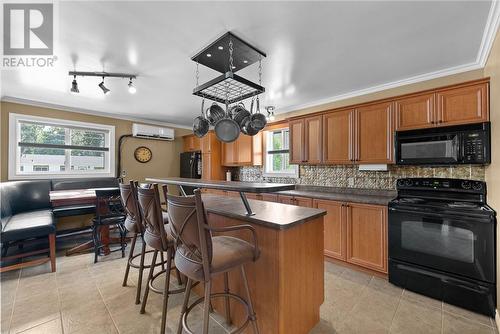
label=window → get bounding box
[9,113,115,179]
[263,128,298,177]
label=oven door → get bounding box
[388,207,495,283]
[396,133,461,165]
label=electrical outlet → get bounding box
[121,170,127,177]
[347,177,354,187]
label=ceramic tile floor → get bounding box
[1,248,498,334]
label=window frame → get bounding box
[262,127,298,178]
[8,113,116,180]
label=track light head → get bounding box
[99,78,110,95]
[128,78,136,94]
[70,76,79,94]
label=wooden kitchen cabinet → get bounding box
[323,109,354,164]
[305,116,323,164]
[346,203,387,273]
[289,116,322,164]
[355,101,394,164]
[278,195,295,205]
[200,132,218,153]
[314,199,346,261]
[395,93,435,131]
[183,135,200,152]
[289,119,305,164]
[260,193,278,202]
[437,82,489,126]
[222,133,262,166]
[278,195,313,207]
[295,196,313,207]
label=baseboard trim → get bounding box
[495,309,500,332]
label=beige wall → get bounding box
[0,101,191,182]
[484,30,500,312]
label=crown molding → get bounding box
[276,61,482,114]
[478,0,500,66]
[278,1,500,115]
[0,96,192,130]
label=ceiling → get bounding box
[1,1,498,128]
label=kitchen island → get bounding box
[147,178,326,334]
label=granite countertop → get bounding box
[275,185,397,205]
[202,193,326,230]
[146,177,295,193]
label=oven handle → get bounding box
[389,207,491,222]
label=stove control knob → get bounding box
[397,179,405,187]
[461,181,471,190]
[404,180,413,187]
[472,182,483,191]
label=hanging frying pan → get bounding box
[193,99,209,138]
[215,105,240,143]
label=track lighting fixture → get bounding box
[68,71,137,95]
[99,78,111,95]
[128,78,136,94]
[70,75,79,94]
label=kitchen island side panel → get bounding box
[199,213,324,334]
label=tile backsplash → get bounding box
[235,165,486,190]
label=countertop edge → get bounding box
[202,194,327,230]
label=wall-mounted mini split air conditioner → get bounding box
[132,123,174,141]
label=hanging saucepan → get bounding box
[214,105,240,143]
[241,98,259,136]
[232,103,251,130]
[249,96,267,131]
[193,99,209,138]
[205,102,225,126]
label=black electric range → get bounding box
[388,178,496,317]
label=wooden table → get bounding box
[49,188,121,256]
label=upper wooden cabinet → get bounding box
[183,135,200,152]
[289,119,305,164]
[395,82,489,131]
[323,109,354,164]
[395,93,435,131]
[289,78,489,165]
[346,203,387,273]
[305,116,323,164]
[355,101,394,164]
[222,133,262,166]
[289,116,322,164]
[184,132,223,180]
[437,82,489,126]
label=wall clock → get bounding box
[134,146,152,163]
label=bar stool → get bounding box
[165,187,260,334]
[92,188,127,263]
[119,181,165,305]
[136,184,186,334]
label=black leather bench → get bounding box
[0,177,120,272]
[0,180,56,273]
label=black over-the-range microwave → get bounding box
[395,122,491,165]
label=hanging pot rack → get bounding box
[191,32,266,105]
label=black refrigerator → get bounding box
[179,151,202,195]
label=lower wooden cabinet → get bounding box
[346,203,387,273]
[278,195,313,207]
[314,199,388,274]
[314,199,346,261]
